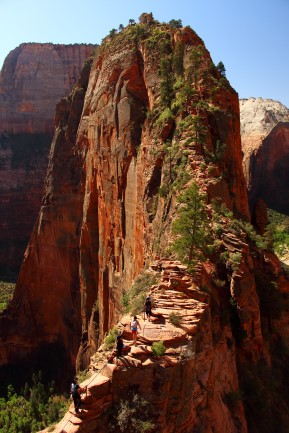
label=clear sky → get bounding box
[1,0,288,107]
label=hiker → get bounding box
[70,376,86,414]
[131,315,142,345]
[116,334,124,358]
[144,296,152,321]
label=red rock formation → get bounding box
[248,122,289,214]
[1,19,289,433]
[0,20,249,376]
[240,97,289,213]
[0,43,95,277]
[40,260,247,433]
[0,43,95,134]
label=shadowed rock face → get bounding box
[0,43,95,278]
[249,122,289,214]
[240,97,289,214]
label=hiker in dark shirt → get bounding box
[70,376,86,414]
[116,335,124,358]
[144,296,152,321]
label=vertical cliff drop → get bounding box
[0,43,96,277]
[1,15,289,433]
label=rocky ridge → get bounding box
[40,260,247,433]
[1,16,289,433]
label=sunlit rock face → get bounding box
[240,97,289,214]
[0,43,95,277]
[3,18,289,433]
[0,19,249,380]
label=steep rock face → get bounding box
[0,43,95,134]
[0,22,249,381]
[3,19,289,432]
[240,97,289,213]
[0,43,95,277]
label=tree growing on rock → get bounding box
[169,19,183,28]
[216,61,226,77]
[172,182,210,267]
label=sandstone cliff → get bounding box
[240,97,289,213]
[1,16,289,433]
[0,43,95,277]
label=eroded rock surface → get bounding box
[240,97,289,213]
[1,19,289,433]
[40,261,247,433]
[0,43,95,277]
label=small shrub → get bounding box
[156,107,173,126]
[0,281,15,312]
[126,273,159,315]
[110,393,155,432]
[151,341,166,357]
[76,369,92,383]
[169,312,182,327]
[104,327,119,349]
[229,251,242,272]
[159,184,170,198]
[121,292,129,312]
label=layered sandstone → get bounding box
[0,43,95,134]
[40,261,247,433]
[1,17,289,433]
[240,97,289,213]
[0,19,249,381]
[0,43,95,277]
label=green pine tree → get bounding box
[172,182,210,265]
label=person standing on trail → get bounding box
[70,376,86,415]
[131,315,142,345]
[144,296,152,321]
[116,334,124,358]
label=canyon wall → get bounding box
[0,17,249,379]
[1,17,289,432]
[240,97,289,214]
[0,43,95,277]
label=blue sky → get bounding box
[1,0,288,107]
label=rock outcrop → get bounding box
[0,43,95,277]
[0,19,249,381]
[40,260,247,433]
[240,97,289,213]
[1,17,289,433]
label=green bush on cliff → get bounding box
[0,373,68,433]
[169,312,182,327]
[0,281,15,312]
[122,273,158,315]
[267,209,289,257]
[110,393,155,432]
[151,341,166,357]
[104,327,119,349]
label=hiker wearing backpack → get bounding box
[70,376,86,415]
[131,316,142,345]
